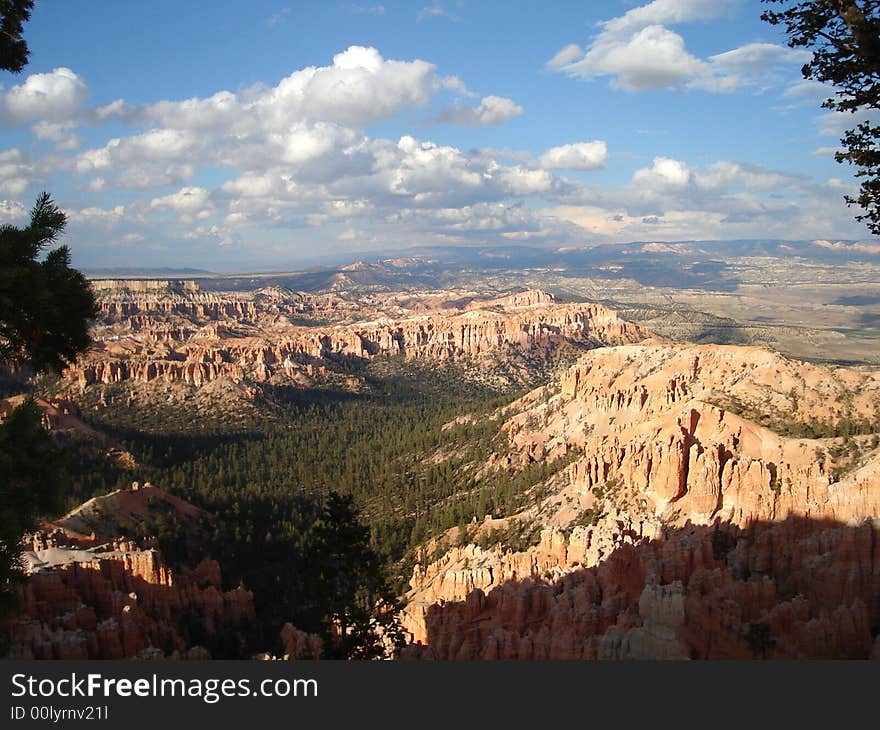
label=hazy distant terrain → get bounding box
[90,240,878,364]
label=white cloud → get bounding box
[601,0,727,36]
[185,224,237,247]
[538,141,608,171]
[1,67,89,123]
[783,79,830,98]
[495,166,554,196]
[633,156,692,189]
[93,98,134,121]
[708,43,810,75]
[67,205,126,225]
[693,161,803,192]
[0,148,38,196]
[816,107,880,137]
[115,164,195,190]
[691,43,811,92]
[5,41,866,259]
[73,45,449,188]
[546,44,583,69]
[32,120,81,150]
[437,96,523,126]
[562,24,706,91]
[0,199,27,223]
[548,2,806,94]
[150,186,211,213]
[255,46,439,127]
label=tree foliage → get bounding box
[761,1,880,234]
[0,193,97,617]
[0,400,65,608]
[162,489,403,659]
[0,193,98,372]
[0,0,33,73]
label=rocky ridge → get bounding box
[6,516,254,660]
[401,343,880,659]
[65,285,649,391]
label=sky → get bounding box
[1,0,877,271]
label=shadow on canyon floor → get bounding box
[404,516,880,660]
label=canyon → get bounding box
[6,279,880,660]
[400,343,880,659]
[5,485,255,660]
[63,281,649,394]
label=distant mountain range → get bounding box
[84,267,214,278]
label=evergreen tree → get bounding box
[0,193,97,610]
[1,193,98,371]
[762,1,880,233]
[0,0,34,73]
[307,493,404,659]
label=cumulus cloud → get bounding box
[0,148,39,196]
[633,156,692,189]
[69,45,470,193]
[568,24,706,91]
[538,141,608,170]
[437,96,523,126]
[150,186,212,213]
[1,67,89,123]
[67,205,127,226]
[542,153,830,241]
[5,41,865,259]
[32,120,81,150]
[548,1,805,93]
[707,43,810,75]
[816,107,880,137]
[256,46,440,126]
[600,0,726,36]
[0,199,27,223]
[693,161,804,192]
[691,43,811,92]
[185,224,238,247]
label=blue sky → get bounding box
[0,0,876,271]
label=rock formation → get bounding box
[64,285,650,390]
[401,343,880,659]
[6,537,255,660]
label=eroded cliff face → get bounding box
[65,286,650,390]
[3,484,325,661]
[6,536,255,660]
[402,517,879,659]
[402,343,880,659]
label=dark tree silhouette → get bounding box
[744,621,776,659]
[0,194,97,613]
[0,402,65,612]
[307,493,405,659]
[196,491,404,659]
[762,1,880,234]
[0,193,98,372]
[0,0,34,73]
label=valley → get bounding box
[3,257,880,660]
